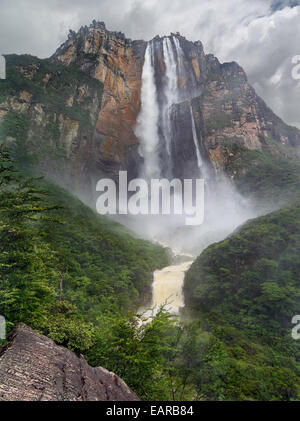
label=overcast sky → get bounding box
[0,0,299,128]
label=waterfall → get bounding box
[162,37,179,155]
[135,41,160,180]
[132,35,258,321]
[173,36,185,82]
[190,105,203,170]
[135,37,203,319]
[136,36,200,180]
[173,36,198,97]
[151,261,193,315]
[139,260,193,319]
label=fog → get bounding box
[112,174,260,257]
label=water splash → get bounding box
[135,41,160,180]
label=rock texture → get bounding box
[146,34,300,177]
[0,324,138,401]
[0,54,104,203]
[52,21,146,177]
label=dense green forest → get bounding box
[184,141,300,399]
[0,146,187,400]
[225,142,300,206]
[184,205,300,400]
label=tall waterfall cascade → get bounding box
[135,41,160,180]
[173,36,186,84]
[135,35,206,316]
[134,35,257,317]
[190,106,203,170]
[136,35,204,181]
[162,37,179,155]
[130,34,261,318]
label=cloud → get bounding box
[221,6,300,129]
[271,0,300,11]
[0,0,299,128]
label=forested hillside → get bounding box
[0,147,185,400]
[184,205,300,400]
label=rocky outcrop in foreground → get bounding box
[0,323,138,401]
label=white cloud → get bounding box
[223,6,300,128]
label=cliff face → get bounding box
[52,21,146,177]
[0,55,103,202]
[0,324,139,401]
[144,34,300,178]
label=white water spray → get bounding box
[173,36,186,82]
[162,37,179,154]
[135,42,160,180]
[190,105,203,170]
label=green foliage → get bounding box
[86,309,177,400]
[40,301,96,354]
[0,54,103,162]
[225,143,300,206]
[37,180,169,317]
[0,146,170,364]
[0,54,103,108]
[184,204,300,400]
[205,112,233,134]
[1,111,30,141]
[1,112,31,160]
[0,145,59,327]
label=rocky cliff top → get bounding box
[0,324,139,401]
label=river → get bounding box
[140,258,194,320]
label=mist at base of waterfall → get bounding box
[116,35,263,257]
[113,175,261,257]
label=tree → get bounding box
[0,145,59,327]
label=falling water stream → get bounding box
[190,106,203,170]
[151,261,194,315]
[135,41,160,180]
[162,37,179,155]
[136,36,201,317]
[134,36,257,318]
